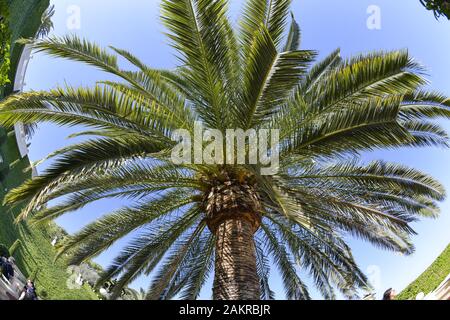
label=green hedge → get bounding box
[398,244,450,300]
[4,0,50,95]
[9,239,22,256]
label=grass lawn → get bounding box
[397,244,450,300]
[0,128,98,300]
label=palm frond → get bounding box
[18,35,119,74]
[260,224,311,300]
[145,220,206,300]
[283,12,301,52]
[255,237,275,300]
[241,24,315,128]
[58,190,197,264]
[161,0,235,129]
[240,0,293,50]
[178,233,215,300]
[96,206,203,299]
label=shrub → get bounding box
[9,239,22,256]
[420,0,450,19]
[0,167,9,182]
[39,289,48,299]
[0,243,10,257]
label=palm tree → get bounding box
[0,0,449,300]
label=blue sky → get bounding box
[22,0,450,299]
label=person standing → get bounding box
[18,280,38,300]
[0,255,14,281]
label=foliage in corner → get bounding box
[0,0,11,89]
[420,0,450,19]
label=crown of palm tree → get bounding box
[0,0,449,300]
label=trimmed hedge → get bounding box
[398,244,450,300]
[9,239,22,256]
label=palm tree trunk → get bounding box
[212,217,260,300]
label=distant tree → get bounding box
[420,0,450,19]
[46,221,68,241]
[79,263,101,286]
